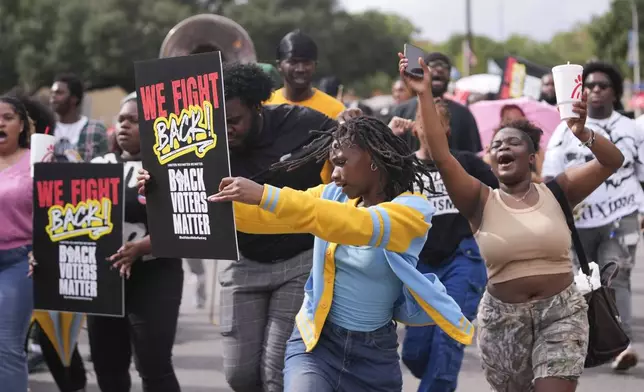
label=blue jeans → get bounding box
[0,245,33,392]
[402,236,487,392]
[284,321,402,392]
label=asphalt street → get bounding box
[29,249,644,391]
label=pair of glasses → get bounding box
[428,60,449,70]
[585,81,612,90]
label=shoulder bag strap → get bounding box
[545,180,591,276]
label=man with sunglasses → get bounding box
[388,52,482,154]
[543,61,642,373]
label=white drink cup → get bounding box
[30,134,56,177]
[552,63,584,120]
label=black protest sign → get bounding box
[134,52,239,261]
[33,163,124,317]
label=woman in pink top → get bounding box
[0,95,35,391]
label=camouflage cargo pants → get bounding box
[477,283,589,392]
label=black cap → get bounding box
[277,30,318,61]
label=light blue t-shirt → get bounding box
[328,244,403,331]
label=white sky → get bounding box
[340,0,613,42]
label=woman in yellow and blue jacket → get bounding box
[202,114,475,392]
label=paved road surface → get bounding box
[30,250,644,391]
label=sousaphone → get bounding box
[159,14,257,62]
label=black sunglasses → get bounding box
[585,81,612,90]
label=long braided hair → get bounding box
[272,116,437,201]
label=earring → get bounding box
[370,162,377,171]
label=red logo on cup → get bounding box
[570,74,583,99]
[40,145,54,162]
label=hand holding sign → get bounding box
[108,241,145,279]
[28,251,37,277]
[208,177,264,205]
[137,168,150,195]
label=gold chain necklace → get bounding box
[501,184,533,203]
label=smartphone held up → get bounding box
[403,43,426,79]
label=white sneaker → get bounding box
[612,344,639,371]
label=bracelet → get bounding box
[580,129,596,148]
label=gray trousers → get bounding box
[572,211,639,340]
[219,249,312,392]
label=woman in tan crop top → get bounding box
[399,55,624,392]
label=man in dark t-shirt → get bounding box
[400,100,497,392]
[389,52,482,153]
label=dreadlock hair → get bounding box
[223,63,274,110]
[272,116,437,201]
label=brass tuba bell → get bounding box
[159,14,257,63]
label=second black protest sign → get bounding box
[33,162,124,316]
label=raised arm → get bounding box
[230,184,325,234]
[210,178,431,253]
[553,96,624,207]
[399,54,488,227]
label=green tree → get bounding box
[549,24,596,65]
[1,0,194,93]
[46,0,92,85]
[222,0,415,95]
[81,0,194,91]
[10,0,62,91]
[426,27,595,78]
[0,0,416,95]
[0,0,21,93]
[588,0,643,77]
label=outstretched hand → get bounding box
[398,52,432,95]
[208,177,265,205]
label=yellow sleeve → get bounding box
[233,184,325,234]
[330,100,346,119]
[264,88,286,105]
[248,184,430,253]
